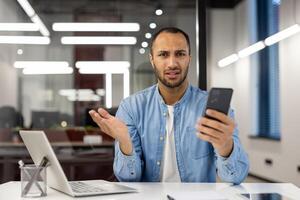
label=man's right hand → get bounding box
[89,108,133,155]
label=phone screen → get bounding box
[239,193,292,200]
[204,88,233,120]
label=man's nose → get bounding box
[167,55,177,67]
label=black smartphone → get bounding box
[239,193,292,200]
[203,88,233,120]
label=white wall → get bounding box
[0,0,21,108]
[208,0,300,186]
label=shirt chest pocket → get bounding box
[187,126,212,160]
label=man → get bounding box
[89,27,249,184]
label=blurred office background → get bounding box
[0,0,299,186]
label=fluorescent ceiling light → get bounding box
[76,61,130,74]
[218,54,239,68]
[52,23,140,32]
[155,9,163,16]
[61,36,137,45]
[0,36,50,44]
[76,61,130,68]
[145,33,152,39]
[23,66,73,75]
[17,0,35,17]
[68,94,100,102]
[14,61,69,68]
[123,69,130,99]
[17,49,23,55]
[149,23,157,29]
[59,89,76,96]
[141,41,148,48]
[31,15,50,36]
[79,67,129,74]
[139,48,145,54]
[264,24,300,46]
[105,73,112,108]
[59,89,101,101]
[59,89,93,96]
[17,0,50,37]
[0,23,39,31]
[238,41,265,58]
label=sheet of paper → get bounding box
[167,190,228,200]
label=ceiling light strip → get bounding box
[53,23,140,32]
[264,24,300,46]
[76,61,130,74]
[17,0,50,36]
[218,24,300,67]
[218,54,239,68]
[14,61,69,68]
[75,61,130,68]
[31,15,50,36]
[0,36,50,44]
[105,73,112,109]
[17,0,35,17]
[123,69,130,99]
[238,41,265,58]
[0,23,39,31]
[61,36,137,45]
[23,66,73,75]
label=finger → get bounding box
[198,118,228,133]
[196,124,223,139]
[206,109,232,125]
[98,108,112,119]
[89,110,105,125]
[196,132,219,144]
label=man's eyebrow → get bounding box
[176,49,188,52]
[156,50,169,53]
[156,49,187,53]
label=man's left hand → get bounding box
[195,109,235,157]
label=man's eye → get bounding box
[177,52,186,56]
[158,53,167,57]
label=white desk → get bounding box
[1,182,300,199]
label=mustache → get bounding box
[164,67,181,73]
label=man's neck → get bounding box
[158,81,189,105]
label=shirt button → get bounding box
[160,136,164,141]
[163,112,167,117]
[157,161,160,166]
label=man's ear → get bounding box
[149,53,154,68]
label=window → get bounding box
[254,0,281,139]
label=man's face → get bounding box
[150,32,191,89]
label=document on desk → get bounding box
[168,190,227,200]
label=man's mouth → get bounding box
[165,70,180,79]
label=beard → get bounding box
[153,63,189,89]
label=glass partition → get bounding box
[0,0,196,183]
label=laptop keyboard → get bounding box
[70,181,104,193]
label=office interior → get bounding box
[0,0,299,187]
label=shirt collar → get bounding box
[155,83,192,107]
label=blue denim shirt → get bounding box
[113,84,249,184]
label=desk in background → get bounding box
[0,128,115,183]
[1,182,300,199]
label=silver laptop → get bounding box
[20,130,137,197]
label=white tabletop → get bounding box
[1,181,300,200]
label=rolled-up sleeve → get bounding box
[113,100,144,181]
[216,109,249,184]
